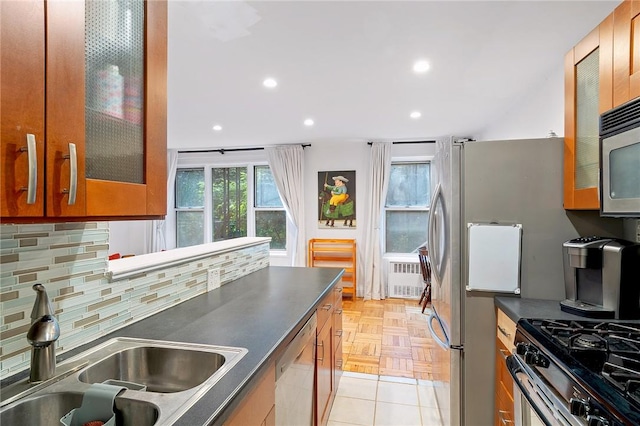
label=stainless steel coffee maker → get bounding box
[560,236,640,319]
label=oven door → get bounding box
[506,356,577,426]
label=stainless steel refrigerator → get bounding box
[425,137,616,426]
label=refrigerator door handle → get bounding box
[427,311,449,351]
[428,183,445,286]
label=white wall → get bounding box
[302,139,436,252]
[475,60,565,141]
[109,140,437,266]
[109,220,149,256]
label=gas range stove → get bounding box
[510,318,640,426]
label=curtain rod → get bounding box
[179,143,311,154]
[367,140,436,145]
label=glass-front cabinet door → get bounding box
[82,0,167,217]
[563,17,614,211]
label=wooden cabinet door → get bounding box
[564,22,613,210]
[46,0,87,217]
[1,1,46,217]
[613,0,640,106]
[333,286,344,392]
[316,321,333,426]
[226,363,275,426]
[494,340,514,426]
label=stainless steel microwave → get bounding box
[599,98,640,217]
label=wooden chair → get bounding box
[417,246,432,313]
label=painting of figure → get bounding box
[317,170,356,228]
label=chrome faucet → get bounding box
[27,284,60,383]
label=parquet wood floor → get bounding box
[341,297,435,380]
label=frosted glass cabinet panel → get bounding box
[575,48,600,191]
[85,0,145,184]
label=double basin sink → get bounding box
[0,337,248,425]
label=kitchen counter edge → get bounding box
[61,266,344,425]
[494,296,587,323]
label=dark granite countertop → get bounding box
[59,266,344,425]
[494,296,588,323]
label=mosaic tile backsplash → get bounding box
[0,223,270,379]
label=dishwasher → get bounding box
[275,312,317,426]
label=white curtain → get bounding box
[146,149,179,253]
[266,145,306,266]
[361,142,392,300]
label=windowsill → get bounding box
[107,237,271,281]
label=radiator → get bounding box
[386,258,423,299]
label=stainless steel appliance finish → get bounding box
[275,313,316,426]
[600,97,640,217]
[561,236,640,319]
[426,137,597,426]
[507,319,640,426]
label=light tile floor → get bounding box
[328,372,444,426]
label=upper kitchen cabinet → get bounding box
[564,19,614,210]
[1,0,167,221]
[612,0,640,107]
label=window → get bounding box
[212,167,248,240]
[254,166,287,250]
[384,161,431,253]
[175,165,286,250]
[175,168,205,248]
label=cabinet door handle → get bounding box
[19,134,37,204]
[497,325,511,338]
[317,341,325,362]
[322,303,332,311]
[498,410,513,425]
[498,348,511,360]
[335,309,343,315]
[62,143,77,205]
[335,330,343,337]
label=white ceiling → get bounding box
[167,0,619,150]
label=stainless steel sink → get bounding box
[0,391,159,426]
[78,346,226,392]
[0,338,248,425]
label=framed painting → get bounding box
[317,170,356,228]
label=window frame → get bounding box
[174,158,287,252]
[383,156,432,255]
[253,165,287,251]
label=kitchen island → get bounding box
[58,266,344,425]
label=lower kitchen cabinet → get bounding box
[316,282,343,426]
[333,284,344,393]
[316,317,334,426]
[225,362,275,426]
[495,308,516,426]
[495,341,514,426]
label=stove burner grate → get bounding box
[628,381,640,407]
[602,354,640,391]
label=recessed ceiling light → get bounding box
[304,118,314,126]
[212,125,222,131]
[410,111,422,119]
[263,78,278,88]
[413,60,430,74]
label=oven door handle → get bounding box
[506,355,554,426]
